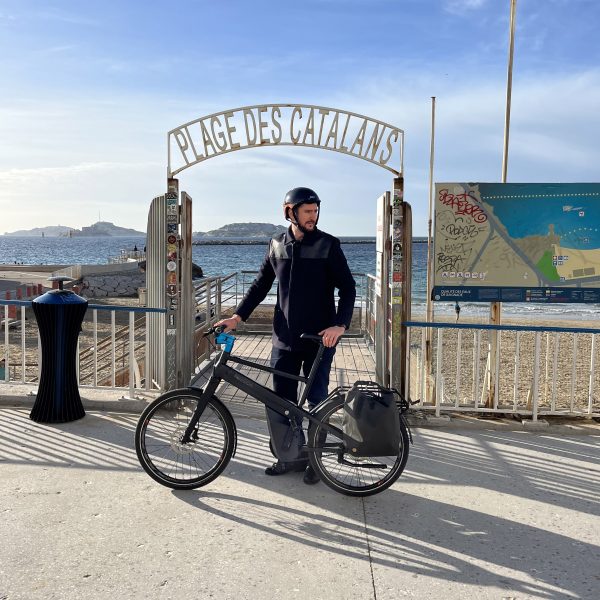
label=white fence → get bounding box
[1,273,252,396]
[191,274,237,369]
[1,299,165,397]
[405,321,600,419]
[362,275,600,420]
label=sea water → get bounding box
[0,235,597,321]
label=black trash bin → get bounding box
[30,277,88,423]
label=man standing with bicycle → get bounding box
[216,187,356,485]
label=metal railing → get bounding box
[108,249,146,264]
[5,278,598,421]
[189,271,369,371]
[404,320,600,419]
[364,274,377,350]
[1,299,165,397]
[193,273,237,325]
[191,273,237,368]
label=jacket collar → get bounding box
[285,226,321,245]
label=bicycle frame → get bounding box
[181,332,345,449]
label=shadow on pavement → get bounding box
[173,421,600,600]
[1,408,599,598]
[0,408,139,470]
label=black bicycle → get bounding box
[135,327,411,496]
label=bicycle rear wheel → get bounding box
[307,396,409,497]
[135,388,236,490]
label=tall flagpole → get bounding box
[426,96,436,325]
[502,0,517,183]
[425,97,436,402]
[488,0,517,409]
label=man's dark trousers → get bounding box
[266,343,335,461]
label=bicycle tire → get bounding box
[135,388,236,490]
[307,395,409,497]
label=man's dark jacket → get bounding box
[235,227,356,350]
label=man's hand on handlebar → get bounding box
[214,314,242,333]
[318,325,346,348]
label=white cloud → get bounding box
[444,0,488,16]
[0,161,160,183]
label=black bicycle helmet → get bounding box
[283,187,321,207]
[283,187,321,230]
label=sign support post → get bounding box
[390,177,411,394]
[488,0,517,408]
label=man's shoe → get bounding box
[303,465,320,485]
[265,460,307,476]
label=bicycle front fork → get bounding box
[180,378,220,443]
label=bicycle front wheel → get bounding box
[308,396,409,497]
[135,388,236,490]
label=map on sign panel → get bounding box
[432,182,600,303]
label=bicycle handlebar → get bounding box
[204,328,342,346]
[300,333,323,342]
[203,324,226,337]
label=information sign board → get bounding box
[433,182,600,303]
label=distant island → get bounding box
[3,225,74,237]
[193,222,287,239]
[3,220,427,242]
[191,222,379,244]
[3,221,145,237]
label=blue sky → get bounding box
[1,0,599,236]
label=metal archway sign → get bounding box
[168,103,404,177]
[150,104,409,393]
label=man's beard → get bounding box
[298,221,316,233]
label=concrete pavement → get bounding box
[1,405,599,600]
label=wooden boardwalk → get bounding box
[215,333,376,418]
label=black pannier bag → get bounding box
[342,381,401,456]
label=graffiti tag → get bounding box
[436,252,466,273]
[438,188,488,223]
